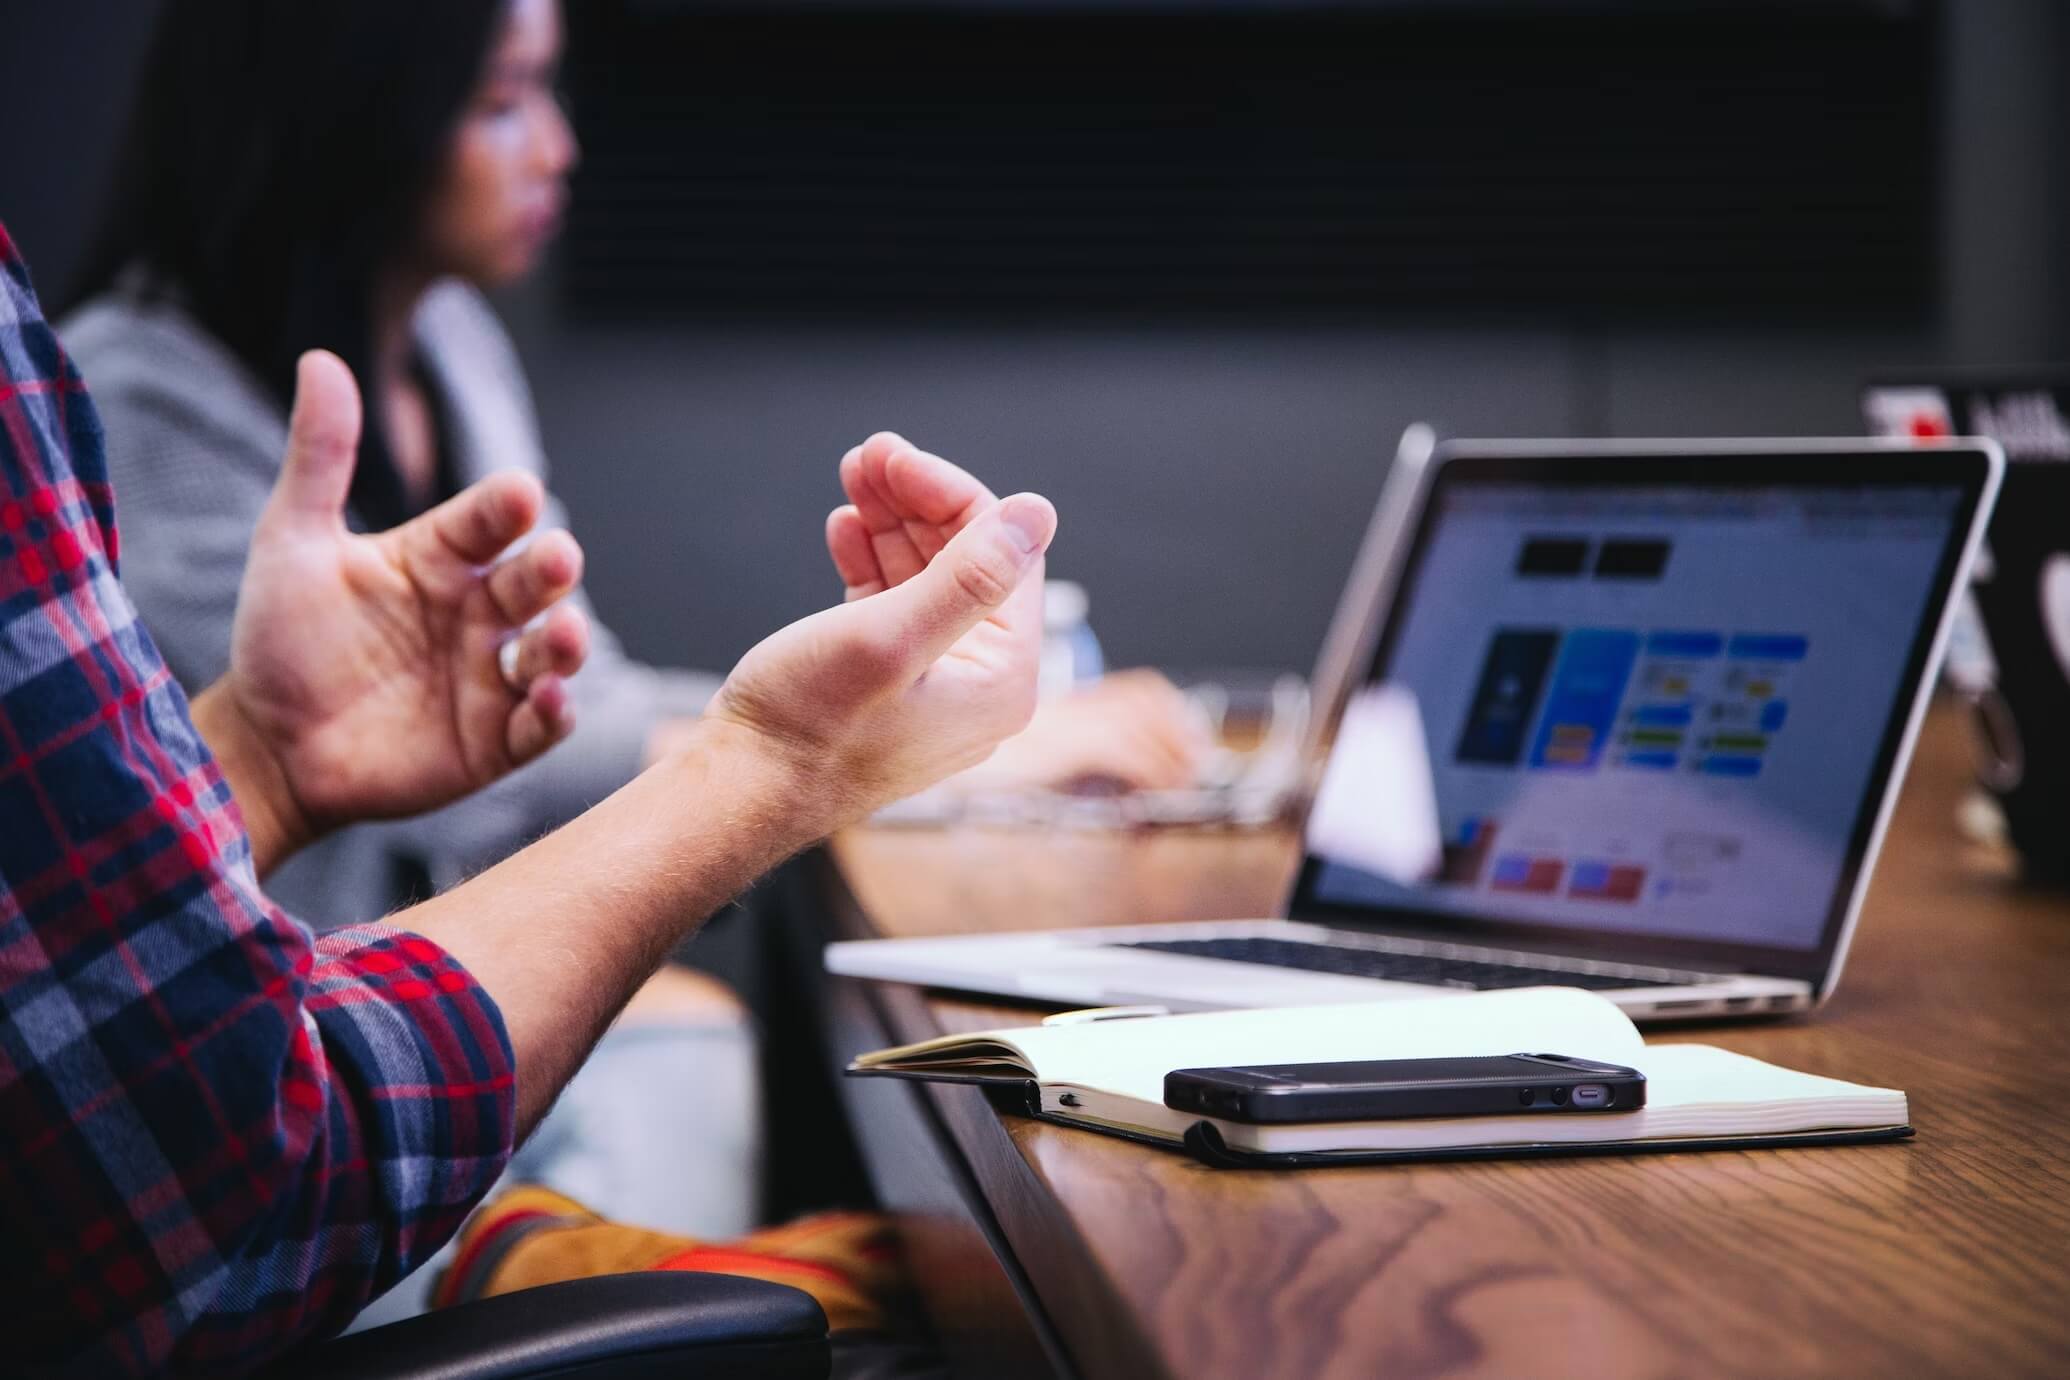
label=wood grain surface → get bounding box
[827,704,2070,1379]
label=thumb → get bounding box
[867,492,1057,667]
[269,350,363,526]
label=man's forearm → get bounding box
[190,683,316,878]
[397,718,820,1135]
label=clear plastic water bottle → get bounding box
[1040,580,1104,699]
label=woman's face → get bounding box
[419,0,577,288]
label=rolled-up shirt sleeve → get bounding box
[152,924,516,1371]
[0,222,514,1377]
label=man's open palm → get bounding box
[705,433,1055,827]
[224,351,590,835]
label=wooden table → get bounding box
[814,704,2070,1379]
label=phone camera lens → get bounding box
[1550,1086,1570,1106]
[1517,1088,1535,1106]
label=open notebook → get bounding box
[848,988,1910,1167]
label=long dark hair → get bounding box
[68,0,508,524]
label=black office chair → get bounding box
[271,1272,830,1379]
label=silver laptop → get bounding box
[829,438,2003,1021]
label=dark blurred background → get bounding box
[5,0,2067,676]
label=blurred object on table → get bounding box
[870,672,1310,831]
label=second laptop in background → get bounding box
[1865,373,2070,883]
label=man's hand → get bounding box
[406,431,1052,1132]
[194,351,590,873]
[701,432,1057,834]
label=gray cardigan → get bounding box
[62,280,720,928]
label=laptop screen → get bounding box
[1295,450,1988,975]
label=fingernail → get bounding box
[999,494,1053,557]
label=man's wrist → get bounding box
[659,715,853,858]
[190,682,319,877]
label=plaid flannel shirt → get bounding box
[0,223,516,1375]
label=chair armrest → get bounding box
[280,1272,830,1380]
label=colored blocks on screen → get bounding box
[1644,631,1723,658]
[1622,750,1679,770]
[1517,537,1590,576]
[1594,539,1671,579]
[1455,629,1562,766]
[1570,861,1646,902]
[1439,815,1499,886]
[1728,634,1809,662]
[1539,724,1597,765]
[1710,733,1767,752]
[1700,754,1764,777]
[1760,699,1789,731]
[1490,855,1564,894]
[1631,704,1694,728]
[1528,629,1640,771]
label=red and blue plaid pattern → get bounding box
[0,222,516,1376]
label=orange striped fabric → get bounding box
[434,1185,905,1334]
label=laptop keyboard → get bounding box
[1113,936,1686,991]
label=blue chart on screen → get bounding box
[1527,630,1639,771]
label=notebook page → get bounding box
[1622,1044,1908,1126]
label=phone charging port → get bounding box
[1570,1083,1610,1109]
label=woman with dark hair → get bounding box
[62,2,768,1290]
[68,0,1205,918]
[63,0,1204,1315]
[64,0,673,916]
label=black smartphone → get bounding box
[1163,1052,1646,1124]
